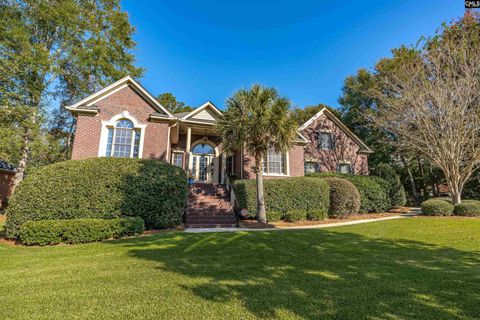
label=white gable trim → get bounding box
[67,76,174,118]
[298,107,372,153]
[181,101,222,120]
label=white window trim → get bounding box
[171,151,184,168]
[98,111,147,158]
[262,150,290,176]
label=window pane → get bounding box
[319,133,332,150]
[113,128,133,158]
[339,164,351,174]
[264,148,284,174]
[304,162,318,174]
[226,156,233,174]
[192,144,214,154]
[106,128,114,157]
[173,153,183,168]
[132,130,141,158]
[116,119,134,128]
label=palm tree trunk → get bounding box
[255,157,267,223]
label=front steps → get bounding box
[186,183,237,228]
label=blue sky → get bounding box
[121,0,464,110]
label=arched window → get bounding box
[192,143,215,155]
[105,119,141,158]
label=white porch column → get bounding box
[186,127,192,153]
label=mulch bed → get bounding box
[240,210,408,229]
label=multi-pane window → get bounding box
[338,163,351,174]
[262,148,287,175]
[225,155,234,175]
[172,152,184,168]
[304,162,319,174]
[105,119,141,158]
[318,132,334,150]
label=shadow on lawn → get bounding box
[112,230,480,319]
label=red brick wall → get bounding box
[300,113,369,175]
[72,86,170,160]
[241,145,305,179]
[0,171,14,209]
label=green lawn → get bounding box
[1,217,480,319]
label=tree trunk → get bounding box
[401,155,420,204]
[417,156,426,198]
[255,157,267,223]
[11,136,30,193]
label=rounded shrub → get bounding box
[306,172,390,213]
[18,217,145,246]
[284,210,307,222]
[233,177,330,219]
[421,199,454,216]
[267,211,283,222]
[307,210,326,221]
[374,163,407,207]
[6,158,188,238]
[453,200,480,216]
[323,177,361,218]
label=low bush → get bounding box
[374,163,407,207]
[307,210,327,221]
[233,177,330,219]
[284,210,307,222]
[18,217,145,246]
[307,173,391,213]
[421,199,454,216]
[6,158,188,238]
[267,211,283,222]
[453,200,480,216]
[324,177,361,218]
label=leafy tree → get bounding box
[290,104,340,126]
[0,0,143,190]
[218,85,297,223]
[156,93,193,114]
[372,12,480,204]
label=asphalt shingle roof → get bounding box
[0,160,15,172]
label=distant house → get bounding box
[0,160,15,209]
[68,76,371,184]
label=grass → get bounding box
[1,217,480,319]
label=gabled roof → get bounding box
[298,107,373,153]
[180,101,222,121]
[66,76,175,118]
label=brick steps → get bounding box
[185,183,237,228]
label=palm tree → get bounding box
[218,84,297,223]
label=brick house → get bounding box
[68,76,371,184]
[0,160,15,209]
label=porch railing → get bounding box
[224,174,240,213]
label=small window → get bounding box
[262,148,287,175]
[225,155,234,175]
[318,132,334,150]
[304,162,319,174]
[172,152,183,168]
[338,163,351,174]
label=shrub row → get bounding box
[324,177,361,218]
[233,177,330,219]
[421,198,480,216]
[373,163,407,207]
[306,172,392,213]
[6,158,188,238]
[18,217,145,246]
[267,209,327,222]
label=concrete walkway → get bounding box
[185,213,417,233]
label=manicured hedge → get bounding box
[453,200,480,216]
[307,210,326,221]
[324,177,361,218]
[6,158,188,238]
[374,163,407,207]
[284,210,307,222]
[421,199,454,216]
[267,211,283,222]
[307,173,391,213]
[232,177,330,219]
[18,217,145,246]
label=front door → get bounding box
[192,154,214,183]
